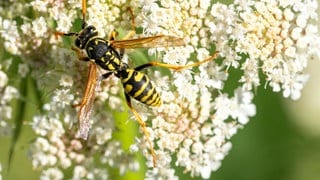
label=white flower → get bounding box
[52,89,74,108]
[234,1,319,100]
[40,167,64,180]
[95,127,112,145]
[233,87,256,124]
[0,70,8,88]
[72,166,87,180]
[129,143,139,153]
[32,17,48,38]
[2,86,19,103]
[31,0,49,12]
[0,19,21,54]
[18,63,29,78]
[282,74,309,100]
[56,12,75,33]
[59,74,73,87]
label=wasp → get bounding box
[55,0,218,166]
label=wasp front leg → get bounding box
[109,7,137,43]
[121,7,136,40]
[108,7,136,41]
[108,31,125,59]
[71,46,90,62]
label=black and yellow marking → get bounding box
[121,69,161,107]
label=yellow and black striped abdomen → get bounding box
[121,69,161,107]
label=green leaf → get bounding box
[7,75,28,170]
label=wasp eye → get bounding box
[87,25,96,34]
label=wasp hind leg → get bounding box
[124,93,157,167]
[134,52,218,71]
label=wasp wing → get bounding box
[111,35,185,49]
[75,62,98,140]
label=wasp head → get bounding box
[75,25,98,49]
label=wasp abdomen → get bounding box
[121,69,161,106]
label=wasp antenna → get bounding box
[54,31,77,39]
[82,20,87,29]
[54,31,65,37]
[64,32,79,37]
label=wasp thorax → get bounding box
[75,25,98,49]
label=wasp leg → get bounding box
[101,72,113,79]
[125,93,157,167]
[122,7,136,40]
[109,30,125,58]
[109,7,136,42]
[121,7,136,41]
[135,52,218,71]
[109,7,136,58]
[112,7,137,58]
[71,46,90,61]
[109,30,118,41]
[81,0,87,28]
[119,48,125,60]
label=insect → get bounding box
[56,0,218,166]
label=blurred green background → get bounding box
[213,60,320,180]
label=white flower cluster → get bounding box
[86,0,131,38]
[30,75,138,179]
[0,17,22,55]
[234,0,319,100]
[0,0,319,179]
[0,62,19,136]
[131,0,319,178]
